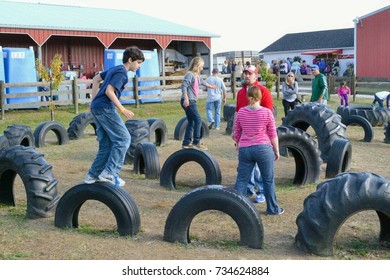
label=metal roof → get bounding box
[0,1,218,38]
[259,28,354,54]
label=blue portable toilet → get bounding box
[103,49,137,105]
[138,49,162,103]
[3,46,39,108]
[0,47,5,83]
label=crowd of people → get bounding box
[271,56,341,77]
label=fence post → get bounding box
[72,79,79,115]
[328,76,334,100]
[276,73,280,100]
[133,75,139,108]
[0,80,5,120]
[231,73,236,100]
[351,75,356,102]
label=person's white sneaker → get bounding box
[84,173,97,184]
[115,176,125,187]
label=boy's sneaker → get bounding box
[267,208,285,216]
[215,127,220,130]
[84,173,97,184]
[254,194,265,203]
[182,143,193,149]
[115,176,125,187]
[208,122,214,129]
[98,170,116,185]
[193,143,208,150]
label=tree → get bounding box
[35,54,63,121]
[257,60,277,91]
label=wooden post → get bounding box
[328,76,334,100]
[134,75,139,108]
[276,73,280,100]
[351,75,356,102]
[0,80,5,120]
[73,79,79,115]
[231,73,236,100]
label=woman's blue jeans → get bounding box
[181,98,202,145]
[89,107,131,178]
[234,144,281,214]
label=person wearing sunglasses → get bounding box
[282,72,299,116]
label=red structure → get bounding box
[355,5,390,79]
[0,2,216,78]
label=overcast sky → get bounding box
[15,0,390,53]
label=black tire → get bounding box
[33,121,70,147]
[225,113,235,136]
[325,139,352,179]
[163,185,264,249]
[341,115,373,142]
[337,105,387,127]
[4,124,35,147]
[133,142,160,179]
[0,135,9,150]
[0,145,60,219]
[385,120,390,144]
[223,104,236,122]
[160,149,222,189]
[125,119,150,164]
[277,126,323,185]
[173,116,210,141]
[147,118,168,146]
[273,104,278,117]
[295,172,390,256]
[54,182,140,236]
[282,103,346,162]
[67,112,96,140]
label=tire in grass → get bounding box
[125,119,150,164]
[0,145,60,219]
[325,139,352,179]
[223,104,236,122]
[282,103,346,162]
[4,124,35,147]
[225,113,235,136]
[160,148,222,189]
[277,125,322,185]
[337,105,387,127]
[341,115,373,142]
[67,112,96,140]
[54,182,140,236]
[173,116,210,141]
[295,172,390,257]
[163,185,264,249]
[33,121,69,147]
[133,142,160,179]
[384,120,390,144]
[147,118,168,146]
[0,135,9,150]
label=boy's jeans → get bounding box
[89,107,131,177]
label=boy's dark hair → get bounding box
[122,46,145,63]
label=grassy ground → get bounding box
[0,95,389,260]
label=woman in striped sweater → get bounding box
[233,86,284,215]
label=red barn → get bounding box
[355,5,390,79]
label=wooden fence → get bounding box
[0,74,389,119]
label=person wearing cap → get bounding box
[234,65,274,204]
[310,64,329,105]
[205,68,227,130]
